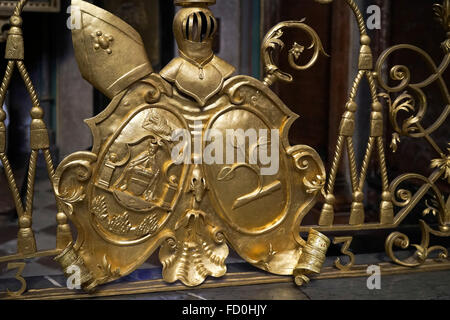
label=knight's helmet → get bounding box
[173,0,217,64]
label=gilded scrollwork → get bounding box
[390,172,449,230]
[261,20,328,86]
[381,42,450,263]
[282,0,450,276]
[288,145,327,197]
[374,0,450,244]
[386,220,449,267]
[376,44,449,143]
[158,163,229,286]
[159,210,229,287]
[53,152,98,217]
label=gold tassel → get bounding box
[319,195,335,226]
[56,213,73,250]
[380,192,394,224]
[17,216,37,255]
[339,101,357,137]
[30,107,50,150]
[5,16,24,61]
[349,192,365,225]
[358,35,373,70]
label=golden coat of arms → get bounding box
[53,0,329,290]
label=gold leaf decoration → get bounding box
[159,211,228,287]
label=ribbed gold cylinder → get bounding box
[295,229,330,275]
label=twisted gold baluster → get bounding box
[0,61,25,219]
[319,0,394,227]
[0,0,72,255]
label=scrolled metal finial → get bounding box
[261,20,328,86]
[385,220,450,267]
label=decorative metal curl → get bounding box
[376,44,450,145]
[390,172,448,228]
[261,20,328,86]
[53,152,98,216]
[376,3,450,269]
[375,8,450,236]
[386,220,450,267]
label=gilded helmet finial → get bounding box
[172,0,218,64]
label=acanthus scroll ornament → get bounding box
[261,19,329,86]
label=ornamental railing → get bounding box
[0,0,448,299]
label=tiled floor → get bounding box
[0,174,449,300]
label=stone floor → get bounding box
[0,174,449,300]
[99,270,450,300]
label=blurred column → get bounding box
[55,0,93,159]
